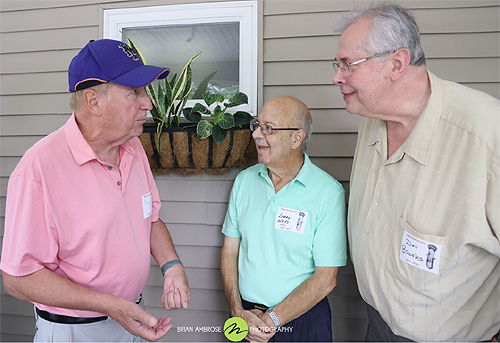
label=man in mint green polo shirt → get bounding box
[221,96,347,342]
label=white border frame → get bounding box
[103,1,258,115]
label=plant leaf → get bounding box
[192,71,217,99]
[197,120,213,139]
[171,115,180,127]
[212,125,228,146]
[233,111,254,126]
[184,108,202,123]
[218,112,235,129]
[227,92,248,107]
[191,103,211,115]
[203,93,220,107]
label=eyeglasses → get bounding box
[332,49,399,75]
[250,119,300,135]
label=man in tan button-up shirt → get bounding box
[332,3,499,342]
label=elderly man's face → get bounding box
[332,18,392,118]
[252,103,296,168]
[99,84,152,142]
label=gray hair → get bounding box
[69,83,111,111]
[299,109,313,151]
[336,2,426,66]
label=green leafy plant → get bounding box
[126,36,200,151]
[184,92,254,146]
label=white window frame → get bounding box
[103,1,258,115]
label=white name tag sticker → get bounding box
[275,207,308,234]
[142,191,153,219]
[400,230,442,274]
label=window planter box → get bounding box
[139,123,256,174]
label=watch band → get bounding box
[161,259,183,276]
[267,308,281,328]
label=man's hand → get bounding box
[161,264,190,310]
[108,297,172,342]
[239,309,275,342]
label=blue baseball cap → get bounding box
[68,39,170,92]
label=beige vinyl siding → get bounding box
[1,0,499,342]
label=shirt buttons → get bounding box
[108,166,113,171]
[380,168,387,175]
[373,201,379,207]
[117,181,121,186]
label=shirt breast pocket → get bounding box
[388,217,448,297]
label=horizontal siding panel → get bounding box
[264,58,500,87]
[308,133,357,157]
[0,0,124,12]
[263,6,499,38]
[1,26,99,54]
[0,314,35,337]
[0,136,43,156]
[0,49,78,75]
[0,114,69,136]
[263,32,500,62]
[1,72,68,95]
[0,156,21,177]
[0,94,71,115]
[309,157,352,182]
[0,5,99,33]
[0,294,34,316]
[166,224,224,247]
[311,109,361,133]
[264,85,343,109]
[263,0,500,15]
[155,179,233,202]
[174,245,220,269]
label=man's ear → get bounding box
[292,129,306,150]
[82,89,103,116]
[390,48,411,81]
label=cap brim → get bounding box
[110,65,170,88]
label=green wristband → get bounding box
[161,259,183,276]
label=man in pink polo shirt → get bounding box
[0,39,190,342]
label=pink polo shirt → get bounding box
[0,114,161,318]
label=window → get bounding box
[103,1,258,115]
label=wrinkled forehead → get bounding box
[258,99,295,126]
[337,18,373,59]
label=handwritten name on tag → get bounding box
[275,207,308,234]
[142,191,153,219]
[400,230,441,275]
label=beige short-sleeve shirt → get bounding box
[348,71,500,341]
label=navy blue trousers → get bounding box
[241,297,332,342]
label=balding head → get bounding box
[261,96,313,150]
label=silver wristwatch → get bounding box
[267,308,281,328]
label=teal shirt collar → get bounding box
[257,153,313,188]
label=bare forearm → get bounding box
[220,237,243,316]
[2,269,120,316]
[150,219,180,267]
[266,267,339,326]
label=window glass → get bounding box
[123,22,240,99]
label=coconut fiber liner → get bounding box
[139,126,256,174]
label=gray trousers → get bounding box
[33,297,146,342]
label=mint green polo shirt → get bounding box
[222,154,347,307]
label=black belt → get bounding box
[36,294,142,325]
[241,298,269,312]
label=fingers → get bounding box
[162,288,182,310]
[162,285,190,310]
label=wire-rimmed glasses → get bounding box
[250,119,300,135]
[333,49,400,75]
